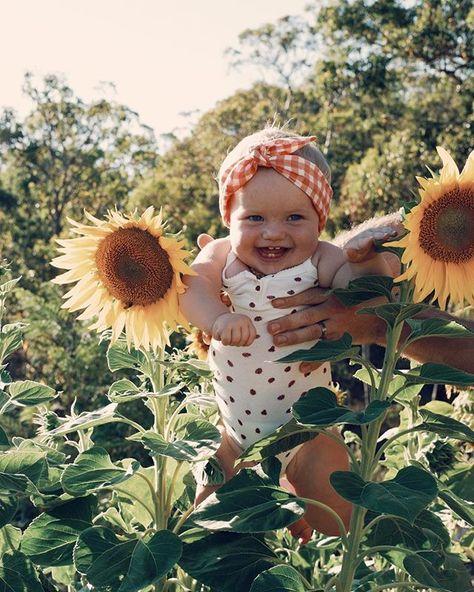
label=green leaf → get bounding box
[398,363,474,387]
[74,526,135,588]
[415,510,451,549]
[0,495,17,529]
[192,457,226,487]
[117,530,182,592]
[179,532,277,592]
[113,467,156,528]
[0,551,43,592]
[277,333,360,364]
[238,420,316,464]
[106,341,146,372]
[191,481,305,533]
[0,472,30,494]
[406,318,474,343]
[21,499,93,566]
[438,488,474,526]
[354,369,423,404]
[74,527,181,591]
[445,464,474,501]
[403,551,472,592]
[131,420,220,462]
[47,403,118,436]
[293,387,390,427]
[0,448,48,488]
[61,447,139,495]
[333,275,394,305]
[0,323,24,363]
[358,303,426,328]
[7,380,56,406]
[0,527,21,559]
[0,277,21,296]
[366,510,449,551]
[418,409,474,442]
[185,358,212,376]
[107,378,141,402]
[0,426,9,450]
[331,467,437,522]
[249,565,306,592]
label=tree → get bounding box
[0,73,158,284]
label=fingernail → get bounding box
[268,323,280,334]
[274,335,287,345]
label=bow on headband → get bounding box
[219,135,333,231]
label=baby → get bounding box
[180,128,393,540]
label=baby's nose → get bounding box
[262,222,285,239]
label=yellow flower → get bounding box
[51,207,195,350]
[390,147,474,309]
[187,328,210,361]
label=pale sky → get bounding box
[1,0,310,139]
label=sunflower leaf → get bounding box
[191,484,305,533]
[292,387,390,427]
[277,333,359,363]
[438,487,474,526]
[358,303,426,328]
[74,526,182,591]
[22,498,95,566]
[354,369,423,404]
[237,420,316,464]
[47,403,118,436]
[405,318,474,344]
[330,467,437,522]
[249,565,307,592]
[107,341,146,373]
[332,276,394,306]
[61,447,139,495]
[179,532,277,592]
[403,551,472,592]
[7,380,56,406]
[419,409,474,443]
[130,419,221,461]
[397,363,474,387]
[0,551,44,592]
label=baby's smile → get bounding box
[256,246,290,259]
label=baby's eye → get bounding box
[247,215,264,222]
[288,214,303,221]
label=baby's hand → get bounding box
[344,226,398,263]
[212,313,256,346]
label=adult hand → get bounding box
[268,288,385,373]
[197,233,213,250]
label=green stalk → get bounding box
[145,349,169,531]
[335,310,405,592]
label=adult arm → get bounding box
[268,288,474,373]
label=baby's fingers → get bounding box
[299,361,322,374]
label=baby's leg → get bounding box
[195,429,243,507]
[285,430,352,537]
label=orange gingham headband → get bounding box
[219,135,333,231]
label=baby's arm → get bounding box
[314,227,398,290]
[179,238,256,346]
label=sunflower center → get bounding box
[418,187,474,263]
[96,227,174,307]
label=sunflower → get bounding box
[187,328,210,361]
[390,147,474,309]
[51,207,195,350]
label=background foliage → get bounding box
[0,0,472,429]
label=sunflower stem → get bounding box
[336,289,405,592]
[147,347,170,531]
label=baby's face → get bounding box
[229,169,320,275]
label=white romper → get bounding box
[209,252,332,468]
